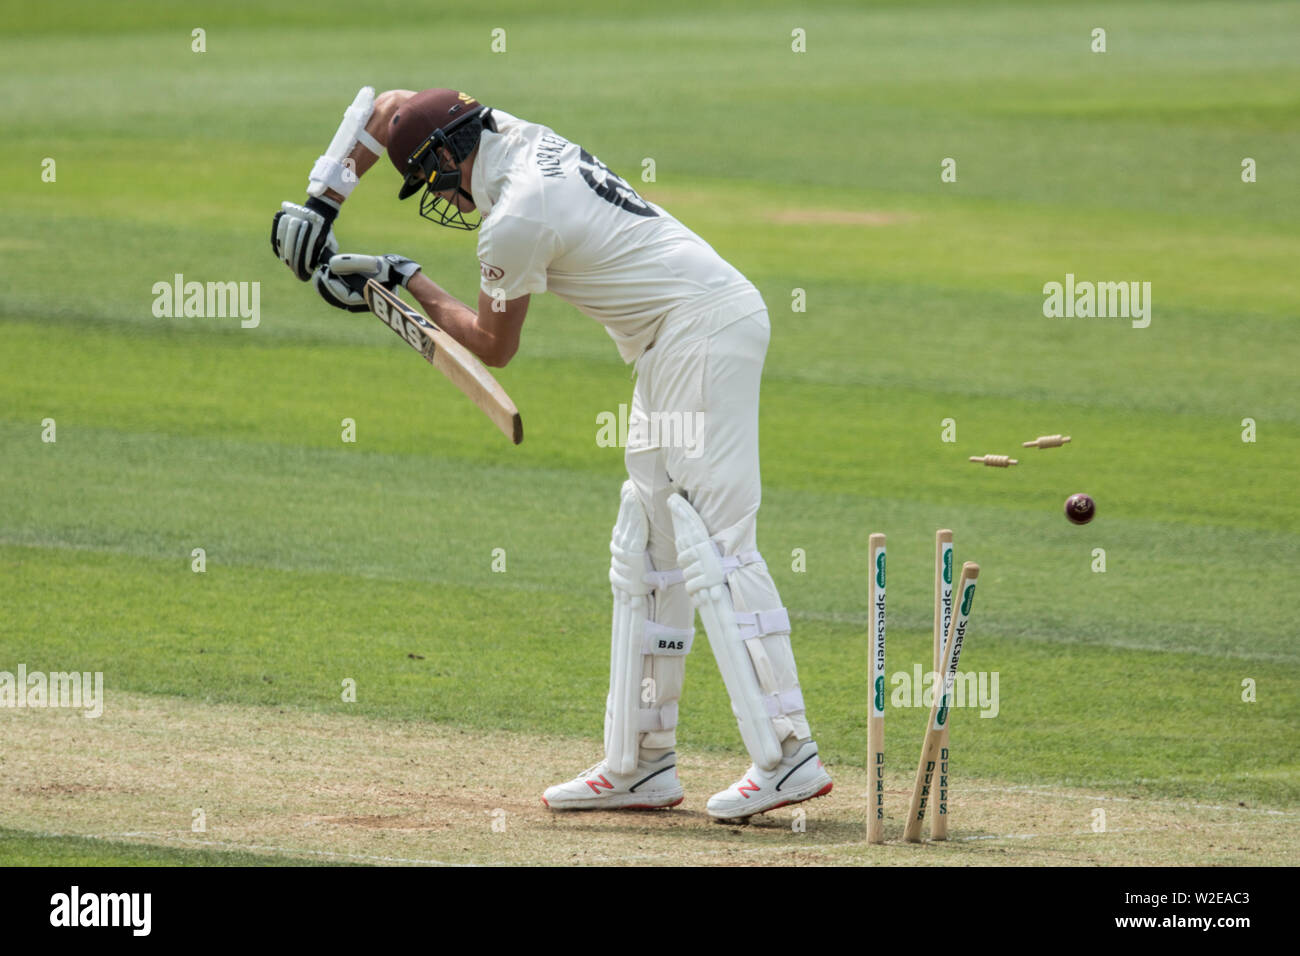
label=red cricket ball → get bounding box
[1064,493,1096,525]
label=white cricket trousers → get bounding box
[623,308,811,755]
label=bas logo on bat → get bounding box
[373,296,435,359]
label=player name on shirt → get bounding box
[536,132,567,178]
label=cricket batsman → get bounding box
[270,87,832,821]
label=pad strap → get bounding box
[643,567,684,590]
[734,608,791,641]
[644,546,762,590]
[763,688,805,717]
[719,548,765,574]
[643,552,685,591]
[637,701,678,732]
[356,128,383,156]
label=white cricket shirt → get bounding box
[470,110,765,363]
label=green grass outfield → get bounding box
[0,828,342,866]
[1,0,1298,864]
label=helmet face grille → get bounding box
[398,108,486,229]
[419,186,482,230]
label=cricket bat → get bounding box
[364,280,523,445]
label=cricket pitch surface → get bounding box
[3,692,1293,866]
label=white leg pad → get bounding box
[667,494,783,771]
[605,482,695,773]
[606,482,650,774]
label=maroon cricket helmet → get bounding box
[388,89,488,201]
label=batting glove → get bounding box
[313,253,422,313]
[271,197,340,281]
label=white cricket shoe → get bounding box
[706,740,833,822]
[542,752,684,811]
